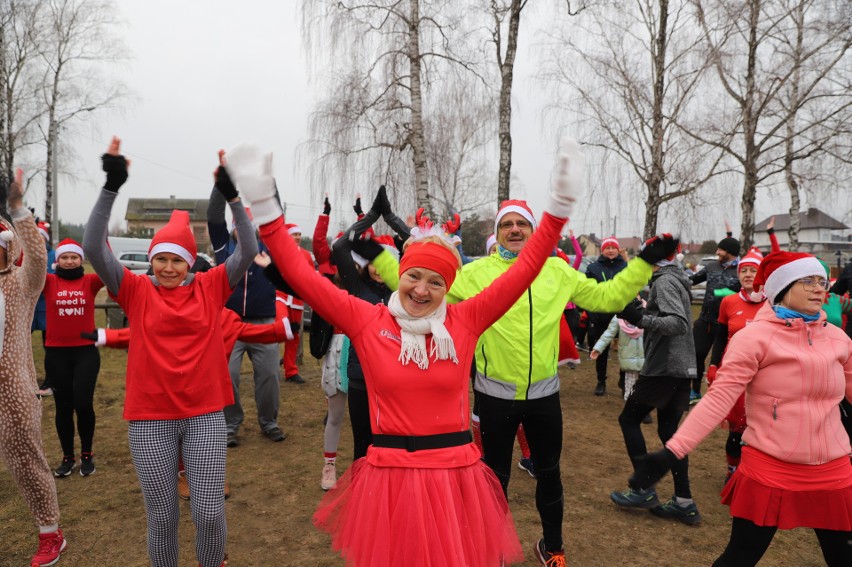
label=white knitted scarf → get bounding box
[387,291,458,370]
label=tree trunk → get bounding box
[496,0,523,206]
[644,193,661,241]
[407,0,430,214]
[784,2,804,252]
[644,0,669,239]
[0,24,6,180]
[738,0,761,250]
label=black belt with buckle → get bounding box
[372,431,473,452]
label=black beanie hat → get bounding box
[717,237,741,257]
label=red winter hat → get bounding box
[285,223,303,236]
[148,210,197,266]
[738,247,764,271]
[494,199,536,233]
[601,236,620,251]
[37,221,50,241]
[55,238,84,260]
[753,251,824,304]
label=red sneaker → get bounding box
[31,529,66,566]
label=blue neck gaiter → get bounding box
[497,245,519,261]
[773,305,820,323]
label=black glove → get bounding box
[637,233,679,265]
[323,196,331,216]
[214,165,239,201]
[290,322,301,335]
[617,299,645,327]
[101,153,129,193]
[629,448,678,491]
[353,196,363,216]
[350,238,385,262]
[374,185,392,216]
[80,330,98,342]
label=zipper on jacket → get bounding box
[480,344,488,378]
[772,399,777,421]
[806,327,812,346]
[526,288,533,400]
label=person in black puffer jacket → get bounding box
[585,236,628,396]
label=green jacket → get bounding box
[446,254,652,400]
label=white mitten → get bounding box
[226,142,282,225]
[546,137,585,219]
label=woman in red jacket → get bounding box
[229,138,584,566]
[83,139,256,567]
[43,238,105,478]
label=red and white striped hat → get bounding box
[601,236,620,251]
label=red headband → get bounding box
[399,242,459,288]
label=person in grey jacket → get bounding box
[609,250,700,526]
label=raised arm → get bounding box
[7,169,46,296]
[313,196,333,267]
[766,216,781,253]
[569,229,583,270]
[82,137,130,296]
[212,151,257,286]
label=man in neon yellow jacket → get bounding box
[444,199,676,563]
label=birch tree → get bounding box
[541,0,723,238]
[300,0,489,215]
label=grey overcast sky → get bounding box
[47,0,847,244]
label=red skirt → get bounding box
[313,458,524,566]
[721,446,852,530]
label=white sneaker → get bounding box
[321,462,337,491]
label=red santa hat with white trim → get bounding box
[55,238,84,260]
[485,234,497,255]
[738,247,764,270]
[753,251,824,304]
[148,210,197,266]
[37,221,50,242]
[285,223,303,236]
[494,199,536,233]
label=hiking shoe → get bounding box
[226,433,239,448]
[79,453,95,477]
[610,487,660,509]
[533,539,566,566]
[264,427,286,442]
[650,498,702,526]
[518,458,537,478]
[285,374,305,384]
[594,380,606,396]
[53,457,75,478]
[178,471,190,500]
[31,529,66,566]
[689,390,702,405]
[321,462,337,491]
[641,413,653,424]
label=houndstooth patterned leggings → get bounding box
[129,411,227,567]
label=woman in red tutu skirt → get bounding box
[632,251,852,567]
[226,139,582,566]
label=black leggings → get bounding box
[45,345,100,456]
[714,516,852,567]
[477,391,564,551]
[692,320,716,393]
[618,397,691,498]
[347,385,373,461]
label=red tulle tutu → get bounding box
[313,458,524,566]
[721,447,852,530]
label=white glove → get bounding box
[225,142,282,225]
[546,137,585,219]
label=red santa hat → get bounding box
[37,221,50,242]
[494,199,536,234]
[485,234,497,255]
[285,223,303,236]
[753,251,825,304]
[738,247,764,270]
[148,210,197,266]
[601,236,620,251]
[55,238,84,260]
[0,223,14,249]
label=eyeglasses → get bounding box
[799,277,829,291]
[498,219,532,231]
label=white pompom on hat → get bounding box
[753,251,825,304]
[0,223,14,249]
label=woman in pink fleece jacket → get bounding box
[632,251,852,567]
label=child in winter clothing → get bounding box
[590,299,645,400]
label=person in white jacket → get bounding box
[590,299,645,400]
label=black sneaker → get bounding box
[594,380,606,396]
[533,538,566,566]
[264,427,287,442]
[285,374,305,384]
[53,456,75,477]
[226,433,239,448]
[650,498,702,526]
[79,453,96,477]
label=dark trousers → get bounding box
[587,315,613,382]
[618,396,691,498]
[564,308,581,345]
[713,517,852,567]
[692,320,716,393]
[45,345,100,456]
[347,385,373,461]
[477,391,564,551]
